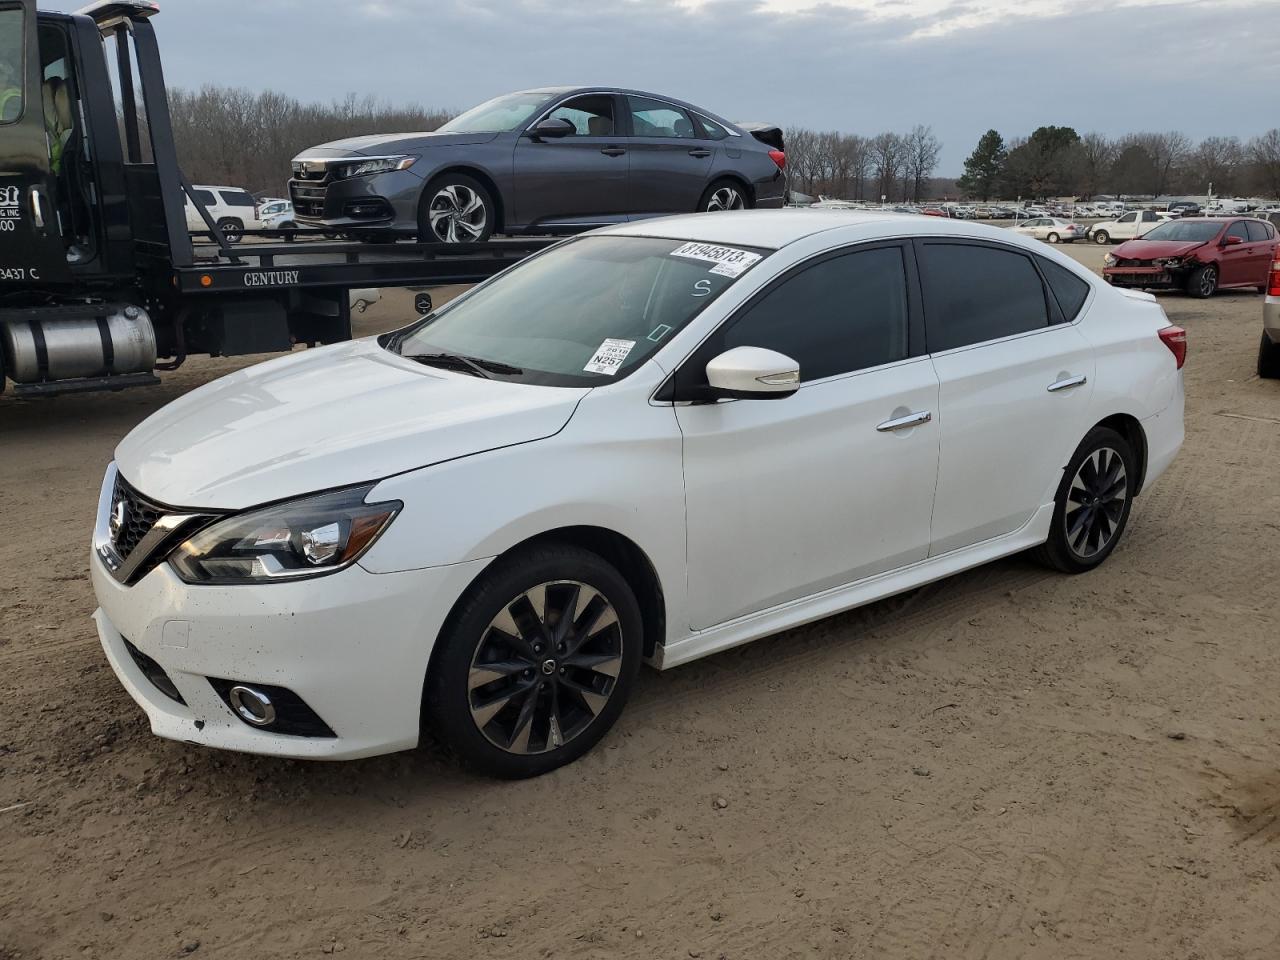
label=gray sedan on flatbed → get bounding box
[289,87,787,242]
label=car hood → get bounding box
[115,340,587,511]
[297,130,501,159]
[1112,239,1207,260]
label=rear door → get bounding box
[0,1,72,285]
[511,93,628,230]
[622,96,714,217]
[1245,219,1277,285]
[918,239,1096,555]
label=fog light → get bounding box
[228,685,276,727]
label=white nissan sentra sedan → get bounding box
[91,211,1186,778]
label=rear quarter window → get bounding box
[1037,256,1091,321]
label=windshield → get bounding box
[382,235,769,386]
[1141,220,1222,243]
[437,91,557,134]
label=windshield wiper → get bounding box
[404,352,523,378]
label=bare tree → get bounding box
[1076,133,1117,199]
[870,132,906,202]
[1246,129,1280,199]
[904,125,941,202]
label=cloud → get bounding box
[39,0,1280,173]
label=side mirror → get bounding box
[1223,234,1244,246]
[705,346,799,399]
[528,117,575,141]
[414,292,433,315]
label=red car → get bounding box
[1102,216,1278,298]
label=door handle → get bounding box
[600,147,626,157]
[688,149,712,158]
[876,410,932,432]
[1047,375,1087,392]
[30,187,46,229]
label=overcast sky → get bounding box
[46,0,1280,174]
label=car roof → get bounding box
[513,86,736,124]
[595,209,1057,252]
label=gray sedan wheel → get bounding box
[418,174,495,243]
[699,179,750,213]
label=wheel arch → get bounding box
[1094,413,1149,495]
[420,164,506,233]
[704,173,755,208]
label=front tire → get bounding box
[1092,230,1110,245]
[417,173,495,243]
[1186,264,1218,299]
[699,179,750,213]
[1259,333,1280,379]
[424,544,643,778]
[1033,426,1136,574]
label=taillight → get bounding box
[1268,258,1280,297]
[1159,325,1187,369]
[768,149,786,171]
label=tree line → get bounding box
[784,126,942,202]
[166,86,451,196]
[957,127,1280,201]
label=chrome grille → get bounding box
[109,475,164,561]
[289,166,334,219]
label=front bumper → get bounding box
[288,168,422,232]
[91,548,490,760]
[1103,265,1186,289]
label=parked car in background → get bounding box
[1011,216,1085,243]
[1102,216,1278,298]
[257,199,298,240]
[1261,250,1280,377]
[183,185,261,243]
[288,86,787,242]
[90,210,1185,776]
[1167,201,1201,218]
[1089,209,1170,244]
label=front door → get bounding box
[0,1,72,286]
[511,93,628,231]
[916,240,1096,554]
[622,96,714,218]
[675,243,939,629]
[1218,221,1253,286]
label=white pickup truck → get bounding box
[1088,209,1170,245]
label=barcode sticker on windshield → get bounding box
[670,242,761,278]
[584,338,636,376]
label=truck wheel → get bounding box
[1259,333,1280,379]
[1092,230,1110,244]
[418,174,495,243]
[1186,264,1218,299]
[216,218,243,244]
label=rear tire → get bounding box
[1259,333,1280,379]
[424,543,643,779]
[417,173,495,243]
[1092,230,1110,244]
[1186,263,1218,299]
[1047,232,1060,244]
[216,217,243,244]
[1033,426,1136,574]
[699,179,751,213]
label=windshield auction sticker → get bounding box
[670,242,761,278]
[584,338,636,376]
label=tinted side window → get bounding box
[545,94,614,137]
[1037,256,1091,322]
[1119,213,1137,223]
[0,7,23,123]
[722,247,908,382]
[627,97,696,139]
[219,190,256,208]
[921,243,1049,351]
[191,189,217,206]
[1226,222,1249,242]
[1245,220,1270,242]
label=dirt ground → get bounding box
[2,244,1279,960]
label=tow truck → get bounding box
[0,0,549,397]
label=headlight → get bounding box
[170,484,401,585]
[339,156,417,179]
[1103,254,1116,266]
